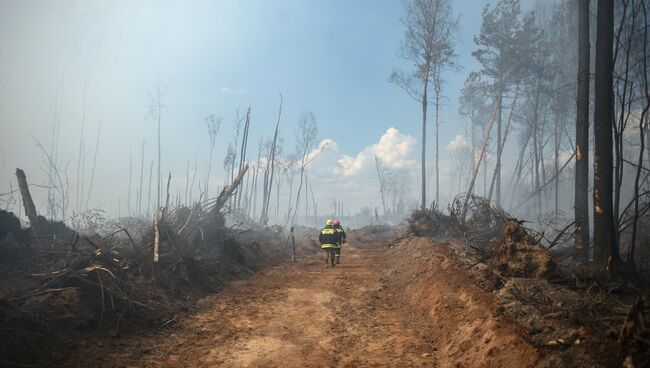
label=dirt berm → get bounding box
[381,235,541,367]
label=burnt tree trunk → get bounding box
[16,168,39,226]
[575,0,591,262]
[15,168,47,236]
[593,0,619,270]
[496,92,502,208]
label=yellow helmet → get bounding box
[326,219,333,226]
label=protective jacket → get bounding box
[319,225,341,248]
[333,225,346,247]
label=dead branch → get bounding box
[212,164,249,215]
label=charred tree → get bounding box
[593,0,619,270]
[575,0,591,261]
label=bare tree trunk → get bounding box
[85,121,102,210]
[147,160,153,218]
[127,151,133,217]
[184,160,190,205]
[189,155,198,204]
[76,80,87,213]
[374,155,387,216]
[205,141,215,199]
[237,106,252,209]
[310,183,317,225]
[305,170,309,220]
[16,169,41,228]
[435,70,441,205]
[496,92,502,208]
[291,168,306,225]
[593,0,619,270]
[138,139,145,216]
[554,99,560,217]
[156,85,162,212]
[261,96,282,225]
[421,76,429,210]
[483,147,487,197]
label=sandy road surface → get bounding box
[66,241,437,367]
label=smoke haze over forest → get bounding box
[0,0,639,228]
[0,0,498,222]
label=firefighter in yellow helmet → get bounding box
[332,219,346,264]
[319,219,341,267]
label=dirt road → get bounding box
[65,235,539,367]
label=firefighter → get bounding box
[319,219,340,267]
[332,219,346,264]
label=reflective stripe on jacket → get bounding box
[319,226,340,248]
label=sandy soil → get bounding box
[63,233,540,368]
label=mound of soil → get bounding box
[383,235,646,367]
[384,236,541,367]
[487,220,558,279]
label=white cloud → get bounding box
[220,86,246,95]
[447,134,470,153]
[337,127,416,176]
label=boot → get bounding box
[335,256,340,264]
[324,257,330,268]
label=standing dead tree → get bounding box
[289,113,318,226]
[375,155,388,216]
[76,80,88,214]
[85,121,102,210]
[147,76,165,212]
[575,0,591,261]
[204,114,222,199]
[260,95,282,225]
[46,78,63,220]
[236,106,251,209]
[391,0,457,210]
[593,0,620,271]
[138,139,145,216]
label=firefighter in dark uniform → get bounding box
[319,219,341,267]
[332,219,346,264]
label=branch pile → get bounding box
[448,195,506,247]
[0,165,295,367]
[486,220,559,279]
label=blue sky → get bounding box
[0,0,509,218]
